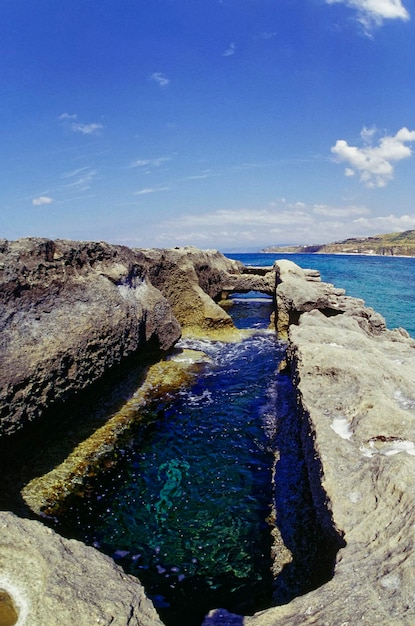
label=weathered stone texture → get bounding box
[0,511,163,626]
[205,261,415,625]
[136,247,237,331]
[275,258,387,337]
[0,238,182,436]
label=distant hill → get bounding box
[262,230,415,257]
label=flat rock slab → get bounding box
[0,511,163,626]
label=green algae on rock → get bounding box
[21,350,211,516]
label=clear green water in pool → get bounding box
[55,298,290,624]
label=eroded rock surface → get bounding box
[0,511,163,626]
[0,238,181,436]
[205,261,415,625]
[1,239,271,437]
[274,258,386,337]
[0,239,277,626]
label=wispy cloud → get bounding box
[184,172,213,180]
[71,122,104,135]
[222,42,237,57]
[150,72,170,87]
[62,167,97,191]
[59,113,104,135]
[62,166,92,179]
[115,199,415,250]
[32,195,53,206]
[326,0,410,29]
[58,112,78,120]
[313,204,370,217]
[257,32,277,40]
[129,157,171,168]
[331,126,415,188]
[352,213,415,232]
[135,186,169,195]
[153,201,375,248]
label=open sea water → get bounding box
[227,252,415,337]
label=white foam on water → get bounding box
[330,417,353,440]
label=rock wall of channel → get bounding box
[0,238,271,438]
[3,240,415,626]
[206,260,415,626]
[0,238,275,626]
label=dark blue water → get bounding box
[56,327,289,625]
[51,258,360,625]
[226,253,415,337]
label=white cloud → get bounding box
[58,113,103,135]
[223,42,237,57]
[135,187,169,195]
[58,112,78,120]
[129,157,171,168]
[62,167,97,191]
[150,72,170,87]
[32,196,53,206]
[331,126,415,188]
[62,166,92,179]
[153,203,373,248]
[71,122,104,135]
[184,171,213,180]
[313,204,370,217]
[353,214,415,232]
[257,32,277,40]
[326,0,410,28]
[117,201,415,250]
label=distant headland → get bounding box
[262,229,415,257]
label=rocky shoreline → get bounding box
[207,262,415,625]
[1,238,415,625]
[262,229,415,257]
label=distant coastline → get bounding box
[262,229,415,257]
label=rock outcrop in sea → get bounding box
[1,239,415,625]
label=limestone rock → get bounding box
[0,238,274,437]
[0,511,163,626]
[205,263,415,626]
[274,258,386,337]
[0,238,182,437]
[136,247,243,331]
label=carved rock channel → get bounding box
[1,240,415,625]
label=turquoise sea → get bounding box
[227,252,415,338]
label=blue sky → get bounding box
[1,0,414,251]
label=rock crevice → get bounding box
[206,259,415,625]
[2,241,415,625]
